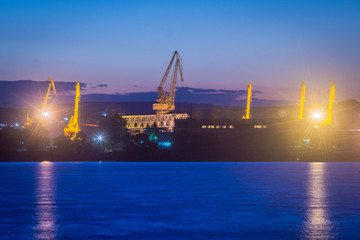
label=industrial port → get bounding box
[0,51,360,162]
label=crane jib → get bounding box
[153,51,184,115]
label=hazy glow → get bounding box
[312,112,323,121]
[33,162,57,239]
[42,112,50,117]
[303,162,332,238]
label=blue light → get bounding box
[140,141,143,144]
[103,113,107,117]
[158,141,172,148]
[304,138,310,143]
[64,117,69,121]
[94,134,105,143]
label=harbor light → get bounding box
[41,160,52,164]
[42,111,50,117]
[94,134,105,143]
[312,111,323,121]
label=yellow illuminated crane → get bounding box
[42,77,57,112]
[25,114,33,127]
[324,82,335,126]
[26,77,57,126]
[153,51,184,115]
[299,82,305,120]
[64,81,81,140]
[242,82,252,119]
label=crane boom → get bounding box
[43,77,57,109]
[153,51,184,115]
[242,82,252,119]
[299,82,305,120]
[157,52,177,101]
[64,81,81,140]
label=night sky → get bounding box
[1,0,360,102]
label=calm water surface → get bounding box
[1,162,360,239]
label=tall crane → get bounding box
[325,82,335,126]
[242,82,252,119]
[153,51,184,115]
[64,81,81,140]
[299,82,305,120]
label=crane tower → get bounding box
[299,82,305,120]
[242,82,252,119]
[153,51,184,115]
[325,82,335,126]
[64,81,81,140]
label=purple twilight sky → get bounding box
[1,0,360,103]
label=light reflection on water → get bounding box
[303,162,333,239]
[33,162,57,239]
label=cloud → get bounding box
[91,84,109,88]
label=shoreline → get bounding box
[1,150,359,162]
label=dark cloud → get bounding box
[183,87,262,95]
[91,84,109,88]
[78,87,286,107]
[0,81,289,108]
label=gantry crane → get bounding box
[242,82,252,119]
[153,51,184,115]
[64,81,81,140]
[299,82,305,120]
[26,77,57,126]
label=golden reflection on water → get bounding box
[303,162,332,239]
[33,161,57,239]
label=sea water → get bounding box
[1,162,360,239]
